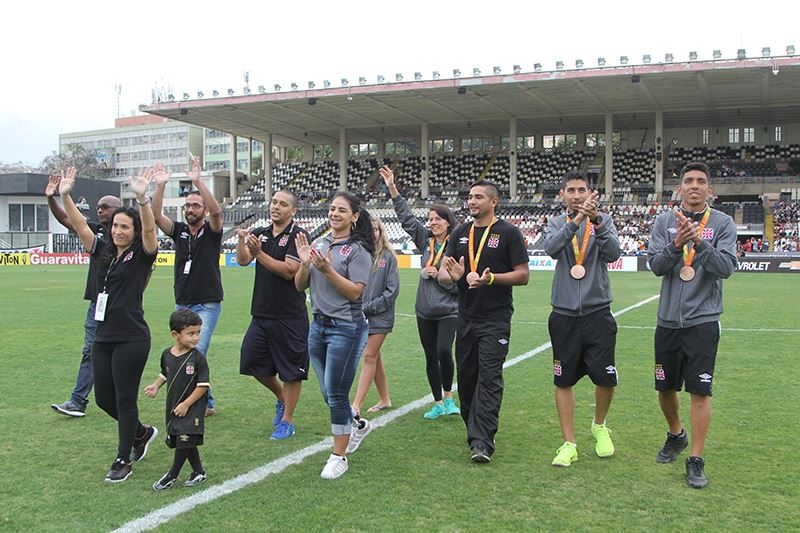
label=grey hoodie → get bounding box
[544,212,620,316]
[363,249,400,332]
[392,195,459,320]
[647,207,737,328]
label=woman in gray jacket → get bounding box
[379,166,461,420]
[352,218,400,415]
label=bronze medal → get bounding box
[570,264,586,280]
[466,271,480,284]
[679,265,695,282]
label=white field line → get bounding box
[116,294,660,532]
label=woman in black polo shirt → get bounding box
[59,166,159,483]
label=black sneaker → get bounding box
[105,459,132,483]
[153,472,178,491]
[184,471,208,487]
[51,401,86,418]
[470,445,492,463]
[131,425,159,461]
[685,456,708,488]
[656,430,688,463]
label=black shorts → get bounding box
[654,321,719,396]
[548,309,618,388]
[166,434,204,449]
[240,317,310,382]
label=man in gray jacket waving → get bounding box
[647,161,737,489]
[544,170,620,468]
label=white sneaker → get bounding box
[320,453,348,479]
[346,419,373,454]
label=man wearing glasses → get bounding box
[46,175,121,417]
[152,156,224,416]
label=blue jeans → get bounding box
[177,302,221,408]
[308,315,367,436]
[70,301,96,408]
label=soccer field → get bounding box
[1,266,798,532]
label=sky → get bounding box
[1,0,796,166]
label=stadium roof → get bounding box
[140,56,800,149]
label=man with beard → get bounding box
[48,175,121,417]
[237,190,310,440]
[152,156,223,416]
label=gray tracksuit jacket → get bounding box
[647,207,738,328]
[544,212,620,316]
[363,249,400,332]
[392,195,458,320]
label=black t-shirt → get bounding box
[84,221,108,302]
[169,220,223,305]
[250,222,309,319]
[159,347,209,436]
[92,240,157,342]
[445,218,529,322]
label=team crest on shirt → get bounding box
[340,245,352,257]
[487,234,500,248]
[589,225,596,236]
[185,363,195,375]
[553,360,562,376]
[702,228,714,240]
[378,257,386,268]
[278,234,289,246]
[122,250,134,262]
[655,365,665,381]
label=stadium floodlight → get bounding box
[642,54,651,64]
[197,91,204,98]
[737,48,746,60]
[341,78,349,86]
[358,77,366,85]
[414,72,422,81]
[453,69,461,77]
[323,80,331,88]
[533,63,542,72]
[377,75,385,83]
[274,84,281,91]
[243,86,251,94]
[575,59,584,69]
[396,73,403,82]
[713,49,722,59]
[432,71,441,79]
[182,92,190,101]
[493,66,501,75]
[689,51,698,61]
[619,56,628,65]
[212,89,219,97]
[787,45,796,55]
[555,61,564,70]
[290,83,298,90]
[473,68,480,77]
[665,53,673,63]
[227,88,235,96]
[762,47,771,57]
[513,64,521,74]
[308,81,316,89]
[167,93,175,102]
[597,57,606,67]
[257,85,266,94]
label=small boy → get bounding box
[144,309,210,491]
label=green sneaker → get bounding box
[591,421,615,458]
[423,403,447,419]
[552,442,578,467]
[443,397,461,415]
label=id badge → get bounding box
[95,292,108,322]
[183,260,192,274]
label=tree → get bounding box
[40,143,105,178]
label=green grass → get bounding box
[0,266,798,532]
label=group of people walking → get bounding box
[48,158,736,489]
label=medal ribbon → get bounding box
[682,207,711,267]
[468,218,497,273]
[566,215,592,267]
[425,236,448,268]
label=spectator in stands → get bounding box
[351,218,400,416]
[58,166,160,483]
[440,180,530,463]
[543,170,621,467]
[47,174,121,418]
[236,190,310,441]
[294,192,375,479]
[647,161,737,489]
[379,166,461,419]
[152,157,223,416]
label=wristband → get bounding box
[137,196,151,206]
[487,272,495,285]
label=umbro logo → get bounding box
[605,365,617,375]
[498,338,508,345]
[698,373,712,383]
[459,237,469,244]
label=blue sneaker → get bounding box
[423,403,447,420]
[443,397,461,415]
[270,420,295,440]
[273,400,285,427]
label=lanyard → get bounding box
[100,250,126,293]
[566,215,592,266]
[468,218,497,273]
[425,236,448,268]
[682,207,711,267]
